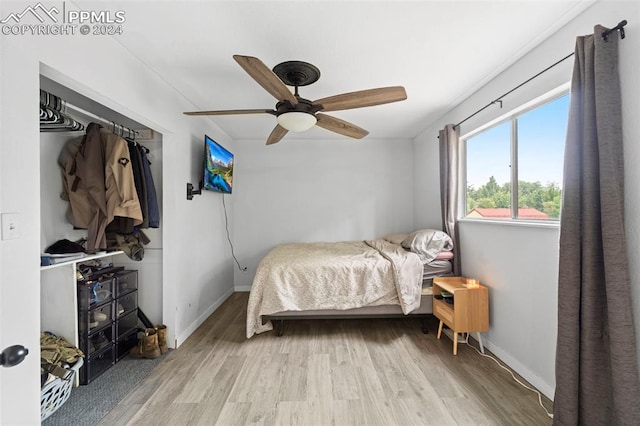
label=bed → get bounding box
[246,229,454,338]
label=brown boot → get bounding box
[129,328,161,359]
[155,324,168,354]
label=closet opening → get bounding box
[39,73,164,387]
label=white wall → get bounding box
[413,131,442,230]
[0,2,235,422]
[233,137,415,289]
[413,0,640,399]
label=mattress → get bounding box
[423,259,453,280]
[256,261,451,321]
[265,282,435,319]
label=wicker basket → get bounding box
[40,357,84,421]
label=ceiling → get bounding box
[104,1,593,141]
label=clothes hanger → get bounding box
[124,127,137,145]
[40,101,84,131]
[38,91,84,132]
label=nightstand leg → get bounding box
[476,332,485,354]
[453,331,458,355]
[437,321,443,339]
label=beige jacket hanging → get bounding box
[58,123,109,251]
[102,129,143,228]
[59,123,142,251]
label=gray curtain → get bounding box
[554,25,640,424]
[439,124,461,275]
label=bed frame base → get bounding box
[266,314,431,337]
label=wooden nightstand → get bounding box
[432,276,489,355]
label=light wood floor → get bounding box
[99,292,553,425]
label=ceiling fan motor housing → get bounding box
[275,98,319,115]
[272,61,321,87]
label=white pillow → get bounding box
[382,233,409,245]
[401,229,453,263]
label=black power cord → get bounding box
[222,194,247,272]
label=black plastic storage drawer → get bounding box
[80,323,115,356]
[117,309,139,339]
[80,344,115,385]
[78,302,114,338]
[116,329,139,361]
[115,270,138,297]
[78,277,114,311]
[116,291,137,318]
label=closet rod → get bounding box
[448,19,628,132]
[40,89,139,137]
[64,102,139,137]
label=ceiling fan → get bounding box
[184,55,407,145]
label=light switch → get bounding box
[1,213,21,240]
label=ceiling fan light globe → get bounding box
[277,112,317,132]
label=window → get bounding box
[464,92,570,221]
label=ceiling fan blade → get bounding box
[183,109,275,116]
[233,55,298,105]
[313,86,407,112]
[315,113,369,139]
[266,124,288,145]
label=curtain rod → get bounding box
[448,19,628,132]
[40,89,139,137]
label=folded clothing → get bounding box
[45,238,86,254]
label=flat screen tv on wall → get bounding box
[203,135,233,194]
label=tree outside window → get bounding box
[465,93,569,221]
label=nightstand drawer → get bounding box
[434,299,454,327]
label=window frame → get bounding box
[461,83,570,224]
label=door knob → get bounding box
[0,345,29,367]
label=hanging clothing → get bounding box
[59,123,143,251]
[106,139,146,234]
[138,144,160,228]
[102,128,143,229]
[58,123,109,251]
[128,140,149,228]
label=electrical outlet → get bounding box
[1,213,21,240]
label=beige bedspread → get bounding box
[246,239,423,337]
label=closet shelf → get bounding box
[40,251,124,271]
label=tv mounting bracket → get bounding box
[186,182,203,200]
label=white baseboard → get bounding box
[175,287,234,347]
[480,338,555,400]
[234,285,252,292]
